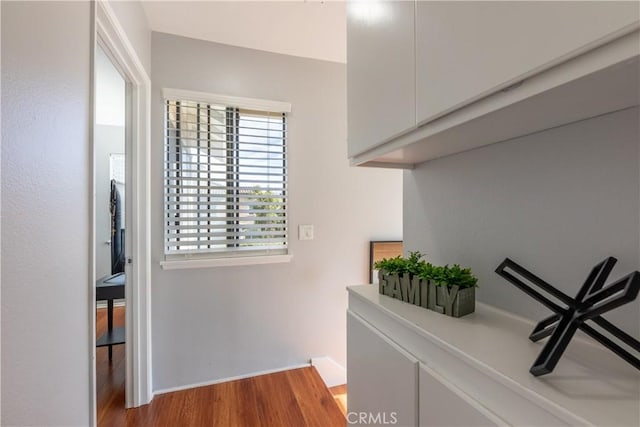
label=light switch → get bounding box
[299,224,314,241]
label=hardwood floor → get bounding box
[126,367,345,427]
[96,306,126,426]
[96,307,346,426]
[328,385,347,417]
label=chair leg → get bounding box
[107,299,114,361]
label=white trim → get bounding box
[310,357,347,388]
[88,4,97,425]
[162,88,292,113]
[160,253,293,270]
[94,0,153,418]
[153,363,311,396]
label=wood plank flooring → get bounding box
[328,385,347,417]
[96,307,346,426]
[126,367,345,427]
[97,306,126,426]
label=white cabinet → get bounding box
[346,0,415,157]
[415,1,640,124]
[347,285,640,427]
[347,311,418,426]
[419,363,500,427]
[346,1,640,167]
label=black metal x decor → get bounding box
[495,257,640,377]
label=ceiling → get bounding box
[141,1,347,63]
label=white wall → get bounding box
[1,1,150,424]
[150,32,402,391]
[96,45,126,127]
[95,46,126,279]
[1,2,92,425]
[404,108,640,336]
[95,125,125,279]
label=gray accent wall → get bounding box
[151,32,402,391]
[404,107,640,336]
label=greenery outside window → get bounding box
[163,89,290,261]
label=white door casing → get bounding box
[90,1,152,423]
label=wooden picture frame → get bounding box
[369,240,403,284]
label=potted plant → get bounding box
[375,252,478,318]
[374,251,426,306]
[421,264,477,318]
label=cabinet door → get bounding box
[416,1,640,124]
[347,311,418,426]
[419,363,501,427]
[347,0,415,158]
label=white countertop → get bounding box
[348,285,640,427]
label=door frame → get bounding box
[90,0,152,422]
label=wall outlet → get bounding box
[299,224,314,241]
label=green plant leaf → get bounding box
[375,251,478,288]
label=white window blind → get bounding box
[164,90,289,259]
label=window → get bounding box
[163,89,290,262]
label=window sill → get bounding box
[159,253,293,270]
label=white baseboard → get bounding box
[153,363,311,396]
[310,356,347,388]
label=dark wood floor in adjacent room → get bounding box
[97,307,346,426]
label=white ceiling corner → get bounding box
[141,0,347,63]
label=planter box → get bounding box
[429,285,475,318]
[378,271,426,307]
[378,270,475,318]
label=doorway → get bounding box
[94,43,128,424]
[91,2,153,423]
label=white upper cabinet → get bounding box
[416,1,640,124]
[347,0,415,158]
[346,0,640,167]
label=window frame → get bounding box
[160,88,292,270]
